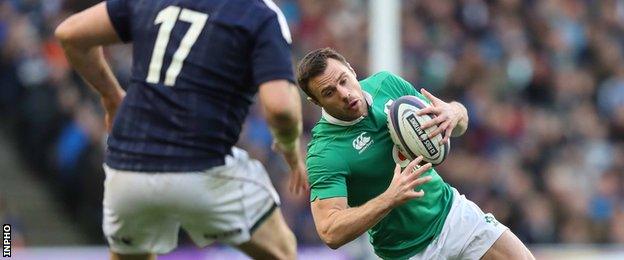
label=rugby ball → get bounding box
[387,95,450,166]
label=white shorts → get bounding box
[102,147,280,254]
[410,188,508,260]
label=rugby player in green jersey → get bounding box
[297,48,534,260]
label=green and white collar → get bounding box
[321,91,373,126]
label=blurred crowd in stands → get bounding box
[1,0,624,247]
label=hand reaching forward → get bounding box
[382,156,433,207]
[272,140,310,196]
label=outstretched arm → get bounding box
[55,2,126,132]
[258,80,309,195]
[311,158,432,249]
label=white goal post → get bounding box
[368,0,401,76]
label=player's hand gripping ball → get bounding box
[387,95,450,166]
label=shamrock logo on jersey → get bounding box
[484,214,499,226]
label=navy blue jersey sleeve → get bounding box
[251,15,294,87]
[106,0,132,42]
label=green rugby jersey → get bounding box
[306,71,454,259]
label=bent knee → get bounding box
[276,229,297,260]
[259,233,297,260]
[243,226,297,260]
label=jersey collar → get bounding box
[321,91,373,126]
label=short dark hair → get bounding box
[296,48,349,101]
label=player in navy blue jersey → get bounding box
[55,0,307,259]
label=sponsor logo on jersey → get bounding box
[353,132,373,154]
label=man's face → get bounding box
[308,59,367,121]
